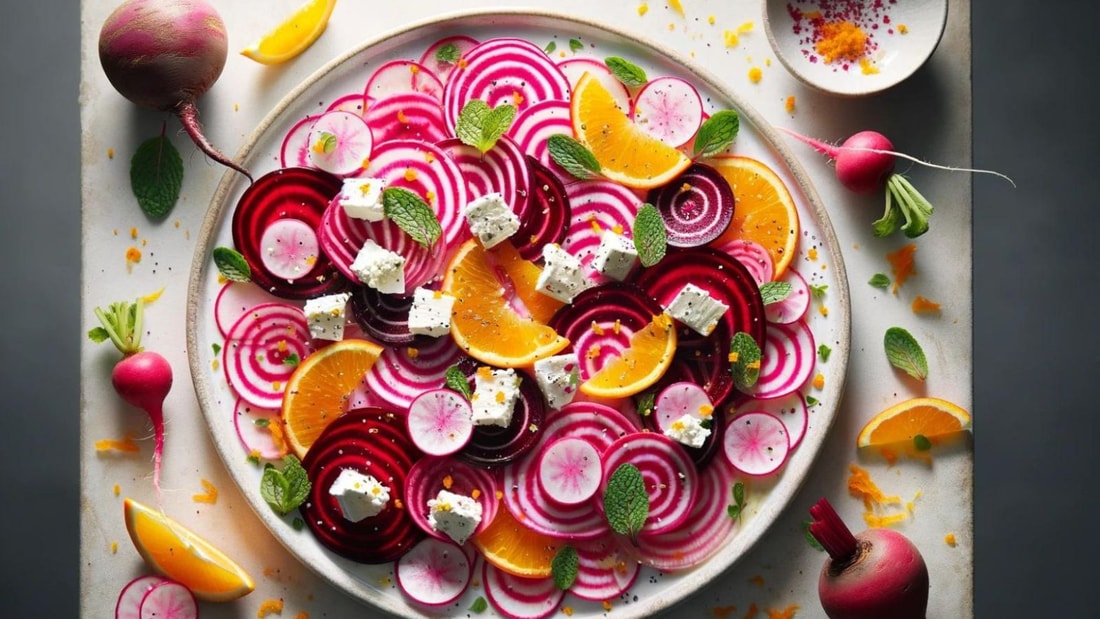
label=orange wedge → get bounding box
[282,338,383,458]
[124,498,255,602]
[571,72,692,189]
[442,240,570,368]
[857,397,972,449]
[708,156,800,279]
[471,506,562,578]
[240,0,337,65]
[580,313,677,398]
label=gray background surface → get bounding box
[0,0,1094,616]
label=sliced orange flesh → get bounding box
[471,505,562,578]
[580,313,677,398]
[857,397,972,449]
[240,0,336,65]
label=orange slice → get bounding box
[282,338,384,458]
[240,0,337,65]
[580,313,676,398]
[471,506,562,578]
[857,397,972,449]
[442,240,569,368]
[571,72,692,189]
[708,156,800,278]
[124,498,255,602]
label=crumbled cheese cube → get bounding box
[407,287,456,338]
[329,468,390,522]
[591,230,638,281]
[339,177,387,221]
[664,283,728,336]
[470,367,521,427]
[303,292,351,341]
[427,489,483,544]
[664,414,711,449]
[533,354,580,410]
[463,192,520,249]
[350,239,406,294]
[536,244,591,303]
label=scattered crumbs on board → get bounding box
[944,533,957,546]
[107,148,115,159]
[257,598,284,618]
[110,541,118,554]
[911,295,941,313]
[192,478,219,504]
[767,605,799,619]
[95,434,140,453]
[784,95,797,114]
[748,67,763,83]
[668,0,685,17]
[749,574,765,587]
[602,600,613,611]
[723,30,740,47]
[741,603,759,619]
[812,373,825,389]
[638,3,649,17]
[113,484,121,496]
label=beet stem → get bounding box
[808,497,859,562]
[174,101,253,183]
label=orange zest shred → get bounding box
[95,434,140,453]
[812,373,825,389]
[257,598,284,618]
[638,3,649,17]
[561,606,574,616]
[911,295,941,313]
[668,0,685,17]
[741,603,760,619]
[749,574,765,587]
[944,533,957,546]
[294,613,310,619]
[767,604,799,619]
[111,541,119,554]
[713,605,737,619]
[192,478,219,504]
[847,464,901,510]
[887,243,917,293]
[814,21,867,64]
[125,247,143,263]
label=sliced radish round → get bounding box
[364,92,449,144]
[137,580,197,619]
[536,436,602,505]
[748,319,816,400]
[406,389,474,456]
[365,59,443,101]
[718,239,774,286]
[631,76,705,147]
[646,163,734,247]
[306,110,374,176]
[395,537,472,607]
[654,381,714,432]
[233,398,286,459]
[557,59,632,110]
[723,411,791,476]
[571,535,639,601]
[600,432,698,535]
[741,391,809,449]
[258,218,320,282]
[764,268,811,324]
[116,575,168,619]
[483,561,564,619]
[213,281,285,337]
[326,92,368,116]
[404,456,500,541]
[222,303,313,410]
[418,35,479,83]
[280,114,320,168]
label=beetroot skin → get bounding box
[818,527,930,619]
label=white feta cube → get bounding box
[328,468,390,522]
[591,230,639,281]
[339,177,387,221]
[470,367,521,427]
[664,283,728,336]
[535,244,591,303]
[407,287,456,338]
[303,292,352,341]
[427,489,483,545]
[533,354,580,410]
[463,192,521,248]
[663,414,711,449]
[350,239,406,294]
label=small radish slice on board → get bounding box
[116,575,168,619]
[483,561,564,619]
[306,110,373,177]
[395,537,472,607]
[764,268,811,325]
[723,411,791,476]
[137,579,198,619]
[557,58,632,110]
[406,389,474,456]
[654,381,714,432]
[631,76,704,148]
[258,218,320,281]
[536,436,602,505]
[233,398,286,460]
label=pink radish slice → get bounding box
[306,110,373,176]
[571,535,639,601]
[436,135,529,217]
[213,281,285,337]
[536,436,602,505]
[748,319,816,399]
[483,562,564,619]
[395,537,472,607]
[646,163,734,247]
[365,59,444,101]
[557,59,632,110]
[280,114,320,168]
[741,391,809,449]
[406,389,474,456]
[364,92,449,144]
[137,580,198,619]
[418,35,479,83]
[764,268,811,324]
[654,381,714,432]
[561,179,643,282]
[116,575,168,619]
[258,218,320,281]
[723,411,791,476]
[233,398,286,459]
[327,92,368,116]
[600,432,698,535]
[717,238,775,286]
[404,456,500,540]
[631,76,705,147]
[507,99,573,178]
[223,303,313,409]
[363,335,462,411]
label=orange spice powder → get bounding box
[814,21,867,64]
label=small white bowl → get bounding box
[763,0,948,97]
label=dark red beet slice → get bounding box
[459,375,545,468]
[232,167,349,299]
[646,163,734,247]
[349,285,415,345]
[300,407,424,563]
[514,156,571,260]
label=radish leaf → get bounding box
[603,463,649,539]
[884,326,928,380]
[455,99,516,153]
[213,246,251,282]
[632,203,667,267]
[692,110,740,158]
[547,134,600,180]
[727,481,746,521]
[604,56,648,88]
[131,133,183,219]
[729,332,762,391]
[759,281,793,305]
[382,187,442,248]
[551,545,579,590]
[88,327,111,343]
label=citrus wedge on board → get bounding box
[857,397,972,449]
[241,0,337,65]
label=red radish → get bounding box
[536,436,603,505]
[395,537,473,607]
[723,411,790,476]
[406,389,474,456]
[89,297,173,502]
[137,579,198,619]
[116,574,168,619]
[326,92,368,116]
[306,110,374,176]
[763,268,811,325]
[419,35,480,83]
[631,76,704,147]
[98,0,250,180]
[809,497,929,619]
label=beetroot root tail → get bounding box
[174,101,253,183]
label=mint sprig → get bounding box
[632,203,667,267]
[759,281,793,305]
[444,364,472,399]
[569,38,585,53]
[729,331,762,391]
[884,326,928,381]
[547,134,601,180]
[727,481,746,521]
[382,187,442,248]
[260,455,312,517]
[455,99,516,153]
[551,545,579,590]
[434,42,460,65]
[603,463,649,540]
[604,56,648,88]
[213,246,252,282]
[469,597,489,613]
[868,273,891,289]
[692,110,740,158]
[131,131,183,219]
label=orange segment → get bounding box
[282,338,384,457]
[571,72,692,189]
[471,506,562,578]
[708,156,800,278]
[857,397,972,450]
[124,498,255,602]
[240,0,336,65]
[580,313,676,398]
[442,240,570,368]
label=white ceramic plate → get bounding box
[188,9,850,617]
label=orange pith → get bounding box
[471,505,562,578]
[442,240,569,368]
[708,156,800,279]
[240,0,336,65]
[571,72,692,190]
[857,397,972,449]
[580,313,677,398]
[281,338,384,458]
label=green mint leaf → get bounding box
[434,42,460,64]
[803,520,825,551]
[568,366,581,387]
[545,41,557,54]
[805,396,820,406]
[444,364,472,399]
[727,504,741,520]
[729,332,763,391]
[281,455,312,512]
[88,327,111,343]
[868,273,891,289]
[469,597,489,613]
[569,38,585,53]
[254,418,271,428]
[455,99,516,153]
[213,246,252,282]
[809,283,828,300]
[733,481,745,507]
[212,342,222,356]
[632,203,667,267]
[480,104,517,152]
[291,517,306,531]
[131,133,183,219]
[547,133,601,180]
[914,434,933,451]
[884,326,928,381]
[692,110,740,158]
[604,56,648,88]
[603,463,649,539]
[759,281,793,305]
[818,344,832,362]
[382,187,442,248]
[260,463,290,515]
[635,390,656,417]
[551,545,580,591]
[283,353,300,366]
